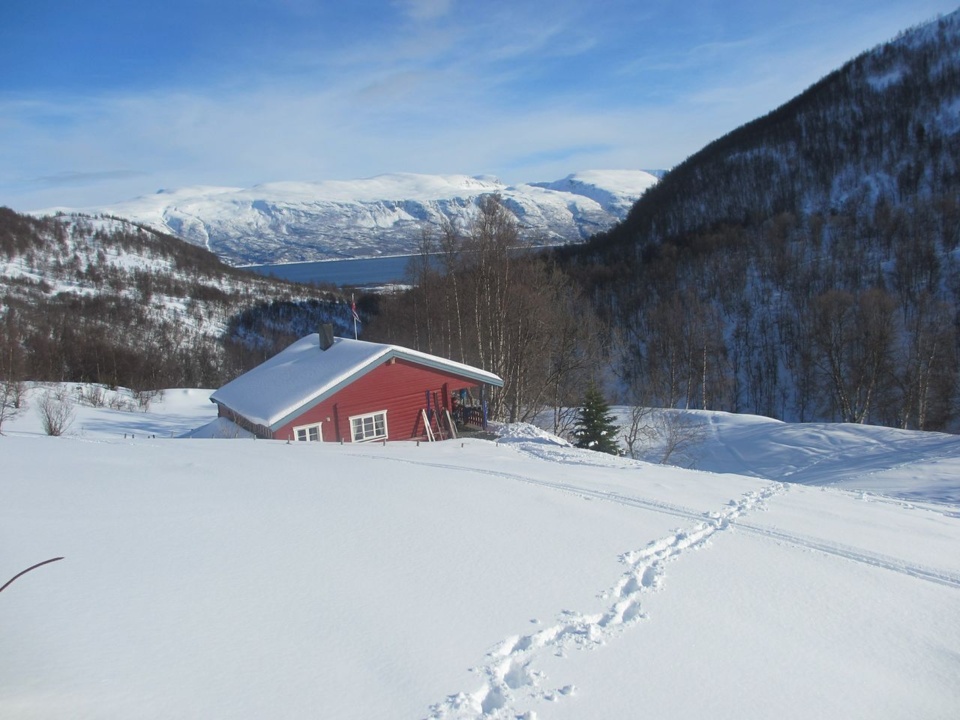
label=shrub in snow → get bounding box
[78,384,106,407]
[38,386,75,436]
[0,380,28,434]
[619,408,708,467]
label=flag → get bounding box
[351,298,360,323]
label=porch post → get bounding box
[481,384,488,430]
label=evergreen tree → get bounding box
[573,385,621,455]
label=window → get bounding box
[293,422,322,442]
[349,410,388,442]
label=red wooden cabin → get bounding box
[210,329,503,443]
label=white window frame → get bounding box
[292,422,323,442]
[349,410,388,443]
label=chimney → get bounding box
[318,323,335,351]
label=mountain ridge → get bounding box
[38,170,659,266]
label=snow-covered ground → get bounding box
[3,387,959,719]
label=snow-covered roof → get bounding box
[210,334,503,430]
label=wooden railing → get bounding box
[461,406,485,428]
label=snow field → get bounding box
[3,389,960,719]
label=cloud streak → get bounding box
[394,0,453,22]
[33,170,147,188]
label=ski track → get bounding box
[352,447,960,589]
[733,520,960,589]
[853,490,960,518]
[350,450,709,524]
[343,443,960,718]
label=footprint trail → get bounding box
[426,482,785,719]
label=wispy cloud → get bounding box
[2,0,956,210]
[393,0,452,22]
[34,170,147,187]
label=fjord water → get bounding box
[245,254,416,287]
[246,244,559,287]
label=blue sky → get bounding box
[2,0,956,210]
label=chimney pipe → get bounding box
[318,323,334,351]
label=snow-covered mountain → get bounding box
[51,170,658,266]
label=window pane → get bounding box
[296,428,307,441]
[308,426,319,441]
[350,412,387,442]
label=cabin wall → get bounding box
[272,358,480,443]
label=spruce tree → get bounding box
[573,385,621,455]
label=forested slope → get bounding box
[0,209,355,391]
[559,10,960,429]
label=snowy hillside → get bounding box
[38,171,659,265]
[4,387,959,719]
[561,10,960,430]
[0,210,352,390]
[582,9,960,248]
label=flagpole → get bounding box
[352,293,358,340]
